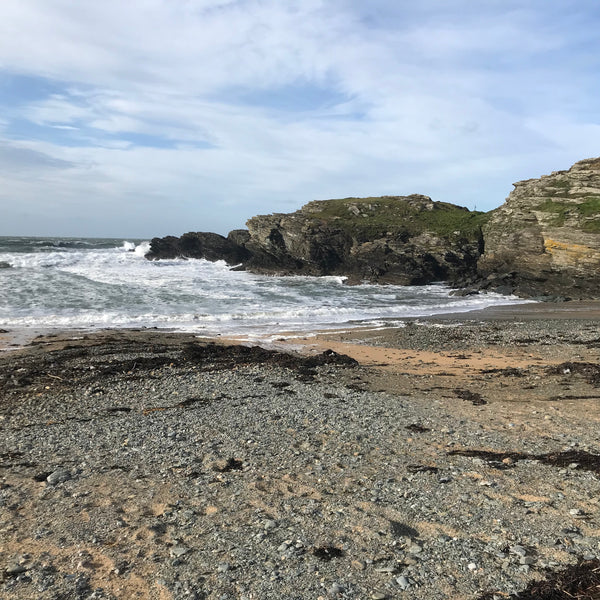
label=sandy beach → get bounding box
[2,303,600,599]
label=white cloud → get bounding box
[0,0,598,236]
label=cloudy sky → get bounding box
[1,1,598,237]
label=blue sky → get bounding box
[0,0,599,237]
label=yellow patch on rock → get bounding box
[544,238,595,264]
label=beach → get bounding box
[2,303,600,599]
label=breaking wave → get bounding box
[0,236,532,336]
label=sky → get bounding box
[0,1,599,238]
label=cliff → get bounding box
[146,158,600,298]
[477,158,600,298]
[147,195,487,286]
[243,195,486,284]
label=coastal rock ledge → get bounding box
[478,157,600,299]
[146,157,600,298]
[147,195,486,286]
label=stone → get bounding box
[510,545,527,557]
[329,583,344,595]
[5,563,27,575]
[46,469,72,486]
[351,559,366,571]
[407,544,423,555]
[170,545,189,558]
[396,575,411,590]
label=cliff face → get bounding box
[146,158,600,298]
[478,158,600,298]
[146,195,487,285]
[243,195,486,284]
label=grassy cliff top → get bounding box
[297,195,490,242]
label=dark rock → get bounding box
[46,469,72,486]
[145,195,486,285]
[242,195,485,284]
[0,262,11,269]
[146,231,250,264]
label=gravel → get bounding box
[1,325,599,599]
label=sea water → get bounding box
[0,237,530,339]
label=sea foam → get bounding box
[0,237,533,336]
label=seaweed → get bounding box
[449,449,600,474]
[454,388,487,405]
[478,559,600,599]
[547,362,600,387]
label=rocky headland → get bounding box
[147,195,486,286]
[477,157,600,299]
[146,158,600,299]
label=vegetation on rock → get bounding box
[146,157,600,298]
[299,195,489,242]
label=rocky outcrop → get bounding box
[146,195,487,285]
[146,231,251,264]
[478,158,600,298]
[243,195,486,284]
[145,158,600,298]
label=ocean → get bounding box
[0,236,530,340]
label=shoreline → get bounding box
[2,308,600,598]
[2,299,600,354]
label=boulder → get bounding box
[146,231,250,265]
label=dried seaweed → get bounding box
[478,559,600,599]
[454,388,487,405]
[547,362,600,387]
[405,423,431,433]
[449,449,600,474]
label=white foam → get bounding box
[0,238,534,336]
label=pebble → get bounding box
[46,469,71,486]
[170,545,190,558]
[4,324,600,600]
[329,582,344,595]
[5,563,27,576]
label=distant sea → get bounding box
[0,237,530,339]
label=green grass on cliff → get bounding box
[538,197,600,231]
[302,196,490,241]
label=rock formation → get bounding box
[147,195,487,286]
[477,158,600,298]
[242,195,485,285]
[146,157,600,298]
[146,231,251,264]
